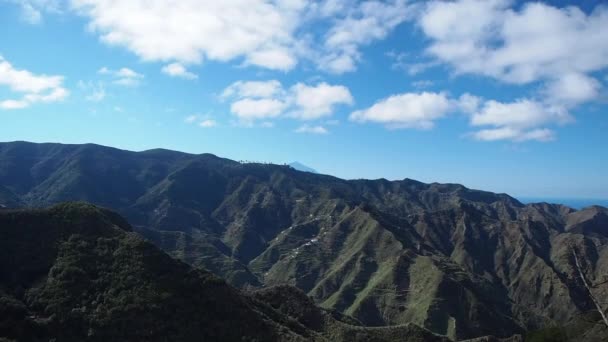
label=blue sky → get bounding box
[0,0,607,199]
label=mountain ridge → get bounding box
[0,141,606,340]
[289,162,318,174]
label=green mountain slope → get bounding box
[0,203,285,341]
[0,203,448,342]
[0,185,22,208]
[1,141,607,340]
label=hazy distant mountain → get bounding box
[519,197,608,210]
[0,141,607,340]
[0,203,448,342]
[289,161,318,173]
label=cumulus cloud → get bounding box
[78,80,105,102]
[87,87,105,102]
[543,73,601,106]
[10,0,62,24]
[17,1,42,23]
[457,93,482,114]
[295,124,329,135]
[221,80,353,123]
[70,0,303,71]
[184,114,217,128]
[64,0,416,74]
[418,1,608,85]
[350,92,452,129]
[386,51,440,76]
[221,80,283,99]
[0,55,68,109]
[470,99,571,129]
[466,98,571,142]
[350,90,572,142]
[98,67,144,87]
[289,83,353,120]
[1,57,64,93]
[406,0,608,141]
[416,0,608,110]
[161,63,198,80]
[230,98,287,120]
[245,48,296,71]
[199,119,217,128]
[319,0,415,73]
[222,80,288,120]
[184,115,199,124]
[471,127,555,142]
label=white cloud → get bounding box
[245,48,296,71]
[221,80,283,99]
[319,53,357,74]
[1,57,64,93]
[70,0,303,71]
[411,0,608,140]
[115,68,140,79]
[184,115,199,124]
[113,78,139,87]
[387,51,440,76]
[544,73,601,106]
[184,114,218,128]
[466,98,571,142]
[471,127,555,142]
[230,98,286,120]
[470,99,571,129]
[199,119,217,128]
[0,55,68,109]
[456,93,481,113]
[10,0,62,24]
[418,0,608,86]
[18,1,42,23]
[289,82,353,120]
[319,0,415,73]
[350,92,451,129]
[66,0,415,74]
[78,81,105,102]
[87,88,105,101]
[0,99,29,109]
[98,66,143,86]
[222,80,353,122]
[295,124,329,135]
[161,63,198,80]
[350,90,571,142]
[316,0,349,18]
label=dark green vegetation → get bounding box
[1,141,607,340]
[0,203,281,341]
[0,203,449,342]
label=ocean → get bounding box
[518,197,608,210]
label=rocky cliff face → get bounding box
[1,141,606,340]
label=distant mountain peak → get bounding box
[288,161,317,173]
